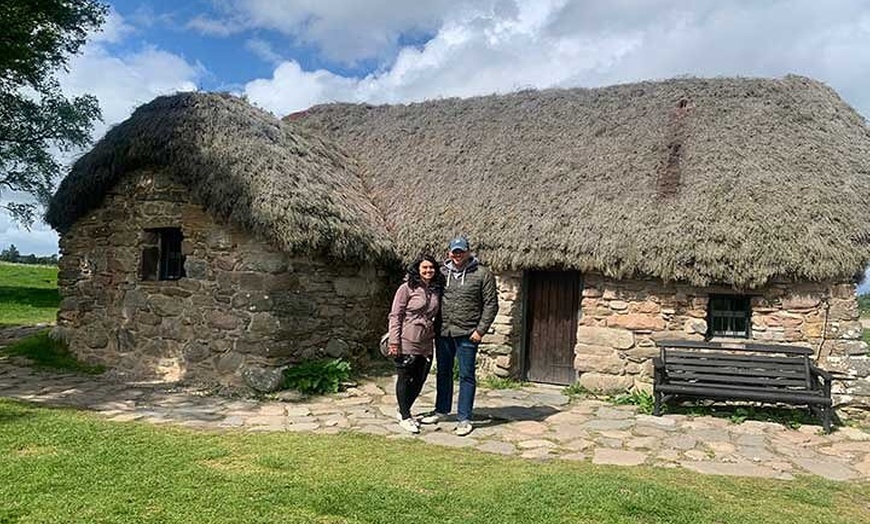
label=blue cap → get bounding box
[448,236,469,252]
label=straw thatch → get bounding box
[295,75,870,288]
[46,92,393,263]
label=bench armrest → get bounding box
[810,363,833,382]
[810,363,833,399]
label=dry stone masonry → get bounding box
[478,271,523,378]
[55,171,390,388]
[51,170,869,414]
[483,272,869,414]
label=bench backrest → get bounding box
[656,340,814,391]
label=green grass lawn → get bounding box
[0,262,59,327]
[0,399,868,524]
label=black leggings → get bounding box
[395,354,432,419]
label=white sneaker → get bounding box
[399,418,420,434]
[419,411,445,425]
[397,410,420,425]
[455,420,473,436]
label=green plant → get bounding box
[729,406,751,425]
[611,389,655,415]
[281,358,351,395]
[481,376,527,390]
[0,329,103,374]
[562,382,591,400]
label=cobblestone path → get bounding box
[2,326,869,481]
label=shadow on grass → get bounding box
[0,286,60,310]
[0,400,37,424]
[0,411,34,424]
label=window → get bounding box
[140,228,185,281]
[707,294,750,338]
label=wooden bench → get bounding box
[653,340,834,432]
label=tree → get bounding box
[0,0,107,226]
[0,244,20,262]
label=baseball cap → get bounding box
[448,236,469,252]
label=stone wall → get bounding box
[478,271,523,377]
[54,171,391,387]
[574,274,869,409]
[479,271,868,410]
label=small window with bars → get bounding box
[707,294,750,338]
[140,228,185,281]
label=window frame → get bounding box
[706,294,751,338]
[140,227,185,281]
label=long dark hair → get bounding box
[406,254,445,291]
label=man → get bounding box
[420,236,498,436]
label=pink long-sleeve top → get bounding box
[388,282,440,356]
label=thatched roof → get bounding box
[295,76,870,288]
[46,92,394,263]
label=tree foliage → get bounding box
[0,0,107,226]
[0,244,58,265]
[859,293,870,317]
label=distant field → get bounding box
[0,262,59,327]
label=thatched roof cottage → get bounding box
[46,93,396,386]
[48,76,870,405]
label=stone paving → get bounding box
[2,337,870,482]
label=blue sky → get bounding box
[3,0,870,290]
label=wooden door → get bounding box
[525,270,580,384]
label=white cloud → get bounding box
[90,9,136,43]
[244,61,357,114]
[244,38,284,64]
[186,15,242,37]
[241,0,870,122]
[62,44,201,137]
[190,0,484,64]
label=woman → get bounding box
[388,254,444,433]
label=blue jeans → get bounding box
[435,335,478,422]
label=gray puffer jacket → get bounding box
[439,257,499,338]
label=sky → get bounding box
[3,0,870,289]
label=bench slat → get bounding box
[668,381,821,395]
[657,339,813,355]
[666,362,808,380]
[665,351,807,367]
[666,358,806,373]
[667,372,809,388]
[657,383,831,406]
